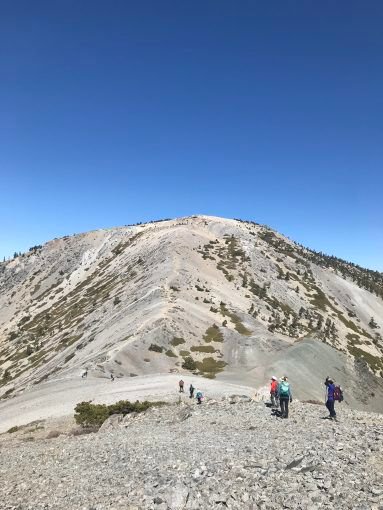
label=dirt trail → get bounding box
[0,373,254,433]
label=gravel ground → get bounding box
[0,398,382,510]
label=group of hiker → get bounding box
[179,375,343,419]
[178,379,203,404]
[82,368,342,419]
[269,375,343,420]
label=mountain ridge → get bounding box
[1,215,382,410]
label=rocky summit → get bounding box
[0,215,382,410]
[0,397,382,510]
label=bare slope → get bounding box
[0,215,382,410]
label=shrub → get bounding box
[7,426,19,434]
[203,325,224,343]
[182,356,197,371]
[170,337,185,346]
[190,345,215,353]
[74,400,165,428]
[148,344,163,353]
[195,357,227,379]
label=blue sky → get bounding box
[1,1,382,270]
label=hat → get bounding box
[271,376,277,380]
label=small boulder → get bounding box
[98,414,124,433]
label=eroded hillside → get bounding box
[0,216,382,409]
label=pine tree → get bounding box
[369,317,378,329]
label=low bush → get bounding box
[148,344,163,353]
[182,356,197,371]
[74,399,166,428]
[170,337,185,346]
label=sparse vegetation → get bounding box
[195,357,227,379]
[347,345,383,374]
[165,349,177,357]
[181,356,197,371]
[64,353,75,363]
[203,325,224,343]
[369,317,379,329]
[148,344,163,353]
[190,345,216,353]
[170,337,185,346]
[7,426,19,434]
[219,303,252,336]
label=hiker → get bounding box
[196,389,203,404]
[82,369,88,379]
[179,379,184,393]
[324,376,341,420]
[110,374,115,382]
[278,376,292,418]
[270,376,279,407]
[189,383,195,398]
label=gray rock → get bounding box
[0,400,381,510]
[97,414,124,432]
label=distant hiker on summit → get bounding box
[278,376,292,418]
[270,376,279,408]
[324,376,343,420]
[179,379,184,393]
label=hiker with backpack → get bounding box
[278,376,292,418]
[179,379,184,393]
[270,376,279,408]
[324,376,343,420]
[195,389,203,404]
[189,383,195,399]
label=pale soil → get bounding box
[0,373,255,434]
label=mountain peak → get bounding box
[0,216,382,411]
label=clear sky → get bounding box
[1,1,382,270]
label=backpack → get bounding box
[279,381,290,398]
[334,385,343,402]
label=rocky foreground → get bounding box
[0,397,382,510]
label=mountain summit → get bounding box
[1,215,382,410]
